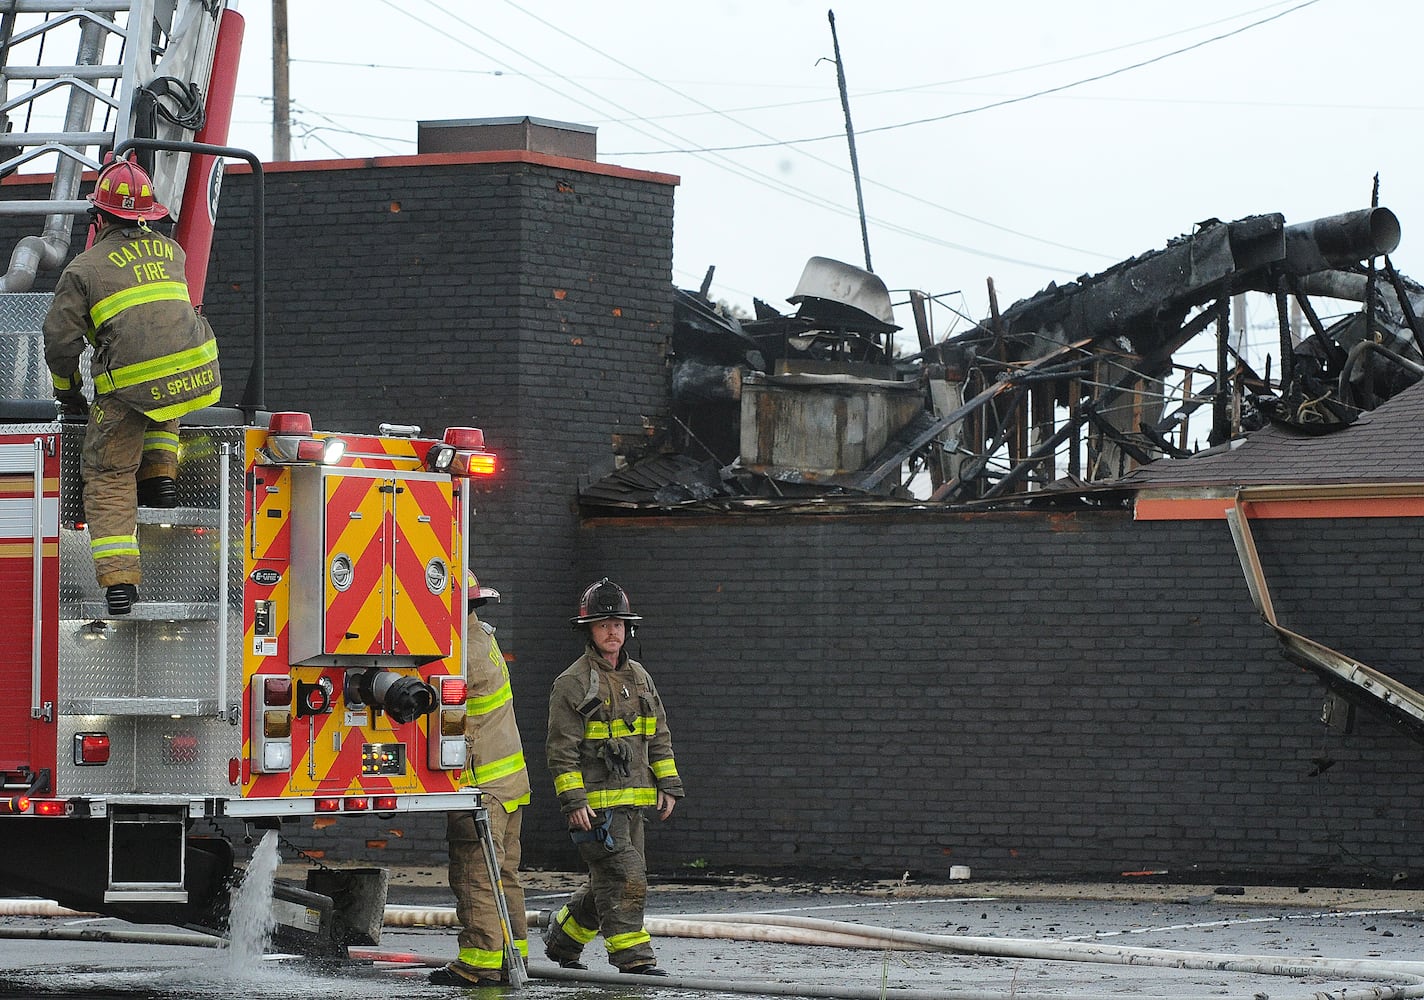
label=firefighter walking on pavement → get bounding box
[432,574,531,988]
[43,154,221,616]
[544,578,685,977]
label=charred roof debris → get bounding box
[579,205,1422,514]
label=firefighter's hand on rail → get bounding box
[55,385,88,421]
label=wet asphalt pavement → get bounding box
[3,870,1424,999]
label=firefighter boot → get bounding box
[622,964,669,976]
[105,583,137,616]
[428,965,501,988]
[136,476,179,508]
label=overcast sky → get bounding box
[223,0,1415,364]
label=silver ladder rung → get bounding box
[3,65,122,81]
[0,1,134,12]
[0,131,113,146]
[61,697,219,717]
[104,888,188,903]
[0,200,90,216]
[137,505,223,528]
[78,601,220,622]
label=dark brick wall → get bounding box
[564,511,1424,880]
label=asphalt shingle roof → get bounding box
[1126,377,1424,488]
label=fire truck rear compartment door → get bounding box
[390,476,454,659]
[289,467,454,667]
[321,473,388,658]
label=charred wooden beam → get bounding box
[1383,256,1424,352]
[854,337,1093,492]
[1211,295,1231,447]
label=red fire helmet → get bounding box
[89,157,168,221]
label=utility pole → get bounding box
[827,10,872,273]
[272,0,291,161]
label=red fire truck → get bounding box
[0,1,496,948]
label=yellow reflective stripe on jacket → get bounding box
[605,928,652,953]
[553,770,584,794]
[499,791,531,813]
[583,716,657,740]
[587,787,657,810]
[466,679,512,717]
[93,338,217,394]
[651,757,679,780]
[146,386,219,421]
[472,749,526,787]
[89,280,189,328]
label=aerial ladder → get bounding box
[0,0,231,296]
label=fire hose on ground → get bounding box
[5,898,1424,1000]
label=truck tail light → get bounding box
[429,673,468,772]
[251,674,293,773]
[73,732,110,765]
[34,800,66,817]
[263,711,291,738]
[440,709,465,737]
[374,796,398,812]
[428,674,468,771]
[344,797,369,811]
[440,678,467,705]
[451,449,497,477]
[263,675,293,705]
[0,796,30,814]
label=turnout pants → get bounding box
[82,394,180,587]
[446,799,528,982]
[543,806,656,971]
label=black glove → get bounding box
[54,384,88,420]
[569,811,616,851]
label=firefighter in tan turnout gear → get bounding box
[432,574,532,988]
[43,156,221,616]
[544,578,684,977]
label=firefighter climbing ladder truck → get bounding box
[0,0,501,949]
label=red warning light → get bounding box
[439,677,467,705]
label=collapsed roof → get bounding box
[581,207,1424,513]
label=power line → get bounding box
[495,0,1096,263]
[613,0,1322,156]
[386,0,1076,275]
[290,57,518,78]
